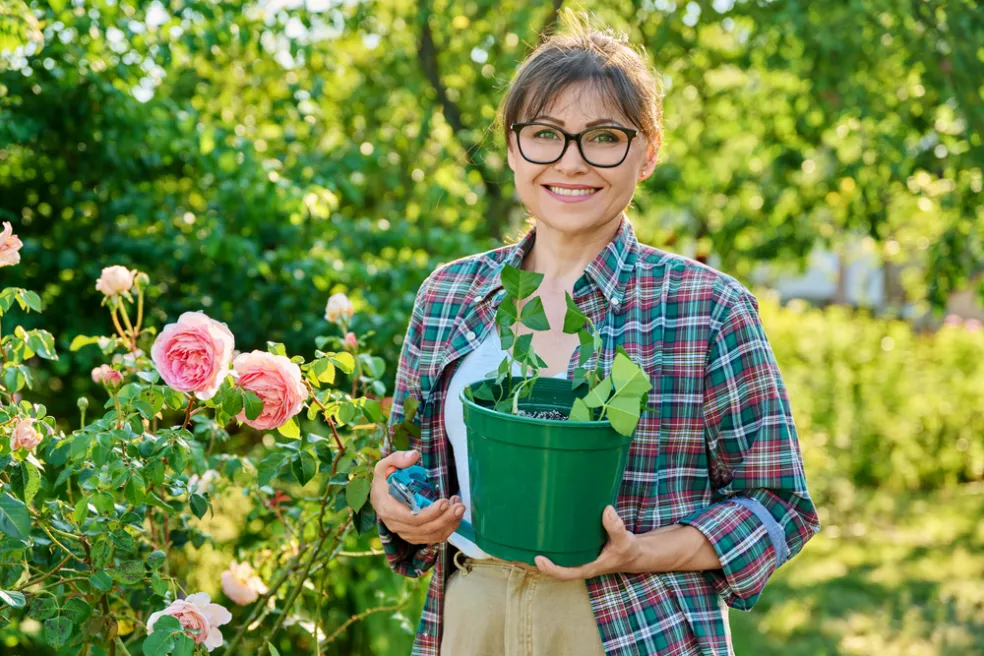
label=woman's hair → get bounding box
[495,9,664,149]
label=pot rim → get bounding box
[460,376,614,429]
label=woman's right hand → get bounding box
[371,450,466,545]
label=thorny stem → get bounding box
[17,554,73,590]
[181,396,196,431]
[110,306,131,349]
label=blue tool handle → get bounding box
[386,467,476,543]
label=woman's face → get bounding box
[506,82,659,237]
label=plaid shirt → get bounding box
[378,214,820,656]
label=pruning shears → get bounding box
[386,464,475,543]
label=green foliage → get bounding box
[759,293,984,507]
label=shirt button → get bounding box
[611,298,620,307]
[466,330,476,341]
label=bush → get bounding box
[759,292,984,509]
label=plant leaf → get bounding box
[582,375,613,408]
[605,395,642,436]
[563,293,588,333]
[519,296,550,330]
[346,475,371,512]
[0,590,26,608]
[500,265,544,299]
[569,397,592,421]
[0,492,30,541]
[277,417,300,439]
[611,352,652,398]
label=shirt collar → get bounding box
[474,212,639,312]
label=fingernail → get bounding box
[440,501,449,511]
[455,507,464,517]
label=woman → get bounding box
[370,13,820,656]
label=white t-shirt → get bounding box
[443,331,568,559]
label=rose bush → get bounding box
[0,224,418,655]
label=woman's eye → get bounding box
[534,130,559,140]
[591,131,618,143]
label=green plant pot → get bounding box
[461,376,635,567]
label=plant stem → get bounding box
[17,554,72,590]
[114,638,132,656]
[181,396,196,431]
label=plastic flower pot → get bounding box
[461,376,635,567]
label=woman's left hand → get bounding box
[534,505,639,580]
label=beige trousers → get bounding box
[440,551,607,656]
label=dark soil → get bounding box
[515,409,569,420]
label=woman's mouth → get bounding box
[542,185,602,203]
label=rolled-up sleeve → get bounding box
[677,286,820,611]
[376,277,441,578]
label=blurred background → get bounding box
[1,0,982,654]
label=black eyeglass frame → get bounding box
[509,121,640,168]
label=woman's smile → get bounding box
[541,184,603,203]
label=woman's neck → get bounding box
[521,214,623,292]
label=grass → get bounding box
[731,484,984,656]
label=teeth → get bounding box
[546,186,597,196]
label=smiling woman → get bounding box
[372,8,819,656]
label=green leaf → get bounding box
[496,296,517,327]
[43,616,72,648]
[0,590,26,608]
[10,461,40,504]
[267,341,287,356]
[611,352,652,398]
[93,491,115,515]
[569,397,592,422]
[172,633,194,656]
[125,473,146,506]
[151,572,168,597]
[69,335,102,352]
[89,570,113,592]
[328,351,355,374]
[27,594,57,620]
[582,375,613,408]
[109,560,145,585]
[513,333,534,362]
[277,416,300,439]
[605,395,642,436]
[290,451,316,487]
[147,550,166,571]
[189,493,209,519]
[500,265,544,299]
[519,296,550,330]
[267,642,282,656]
[402,396,419,423]
[0,492,30,541]
[346,475,371,512]
[62,597,91,626]
[563,293,588,333]
[73,496,89,524]
[223,387,244,416]
[110,529,135,552]
[142,628,176,655]
[312,358,335,384]
[243,390,264,421]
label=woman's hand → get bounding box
[371,450,466,545]
[534,505,642,580]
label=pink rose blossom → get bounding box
[943,314,963,326]
[146,593,231,652]
[343,332,358,350]
[10,417,41,452]
[221,560,268,606]
[0,222,23,268]
[151,312,235,401]
[966,319,982,332]
[91,364,123,387]
[232,351,308,430]
[324,292,354,324]
[95,265,136,297]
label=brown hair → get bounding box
[495,9,664,150]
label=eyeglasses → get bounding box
[509,121,639,168]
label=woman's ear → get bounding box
[506,133,517,173]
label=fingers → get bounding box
[534,555,592,581]
[373,449,420,478]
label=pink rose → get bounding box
[0,222,23,268]
[10,417,41,451]
[220,560,268,606]
[324,292,354,324]
[91,364,123,387]
[147,593,231,652]
[151,312,235,401]
[943,314,963,326]
[343,332,358,350]
[95,265,136,297]
[232,351,308,431]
